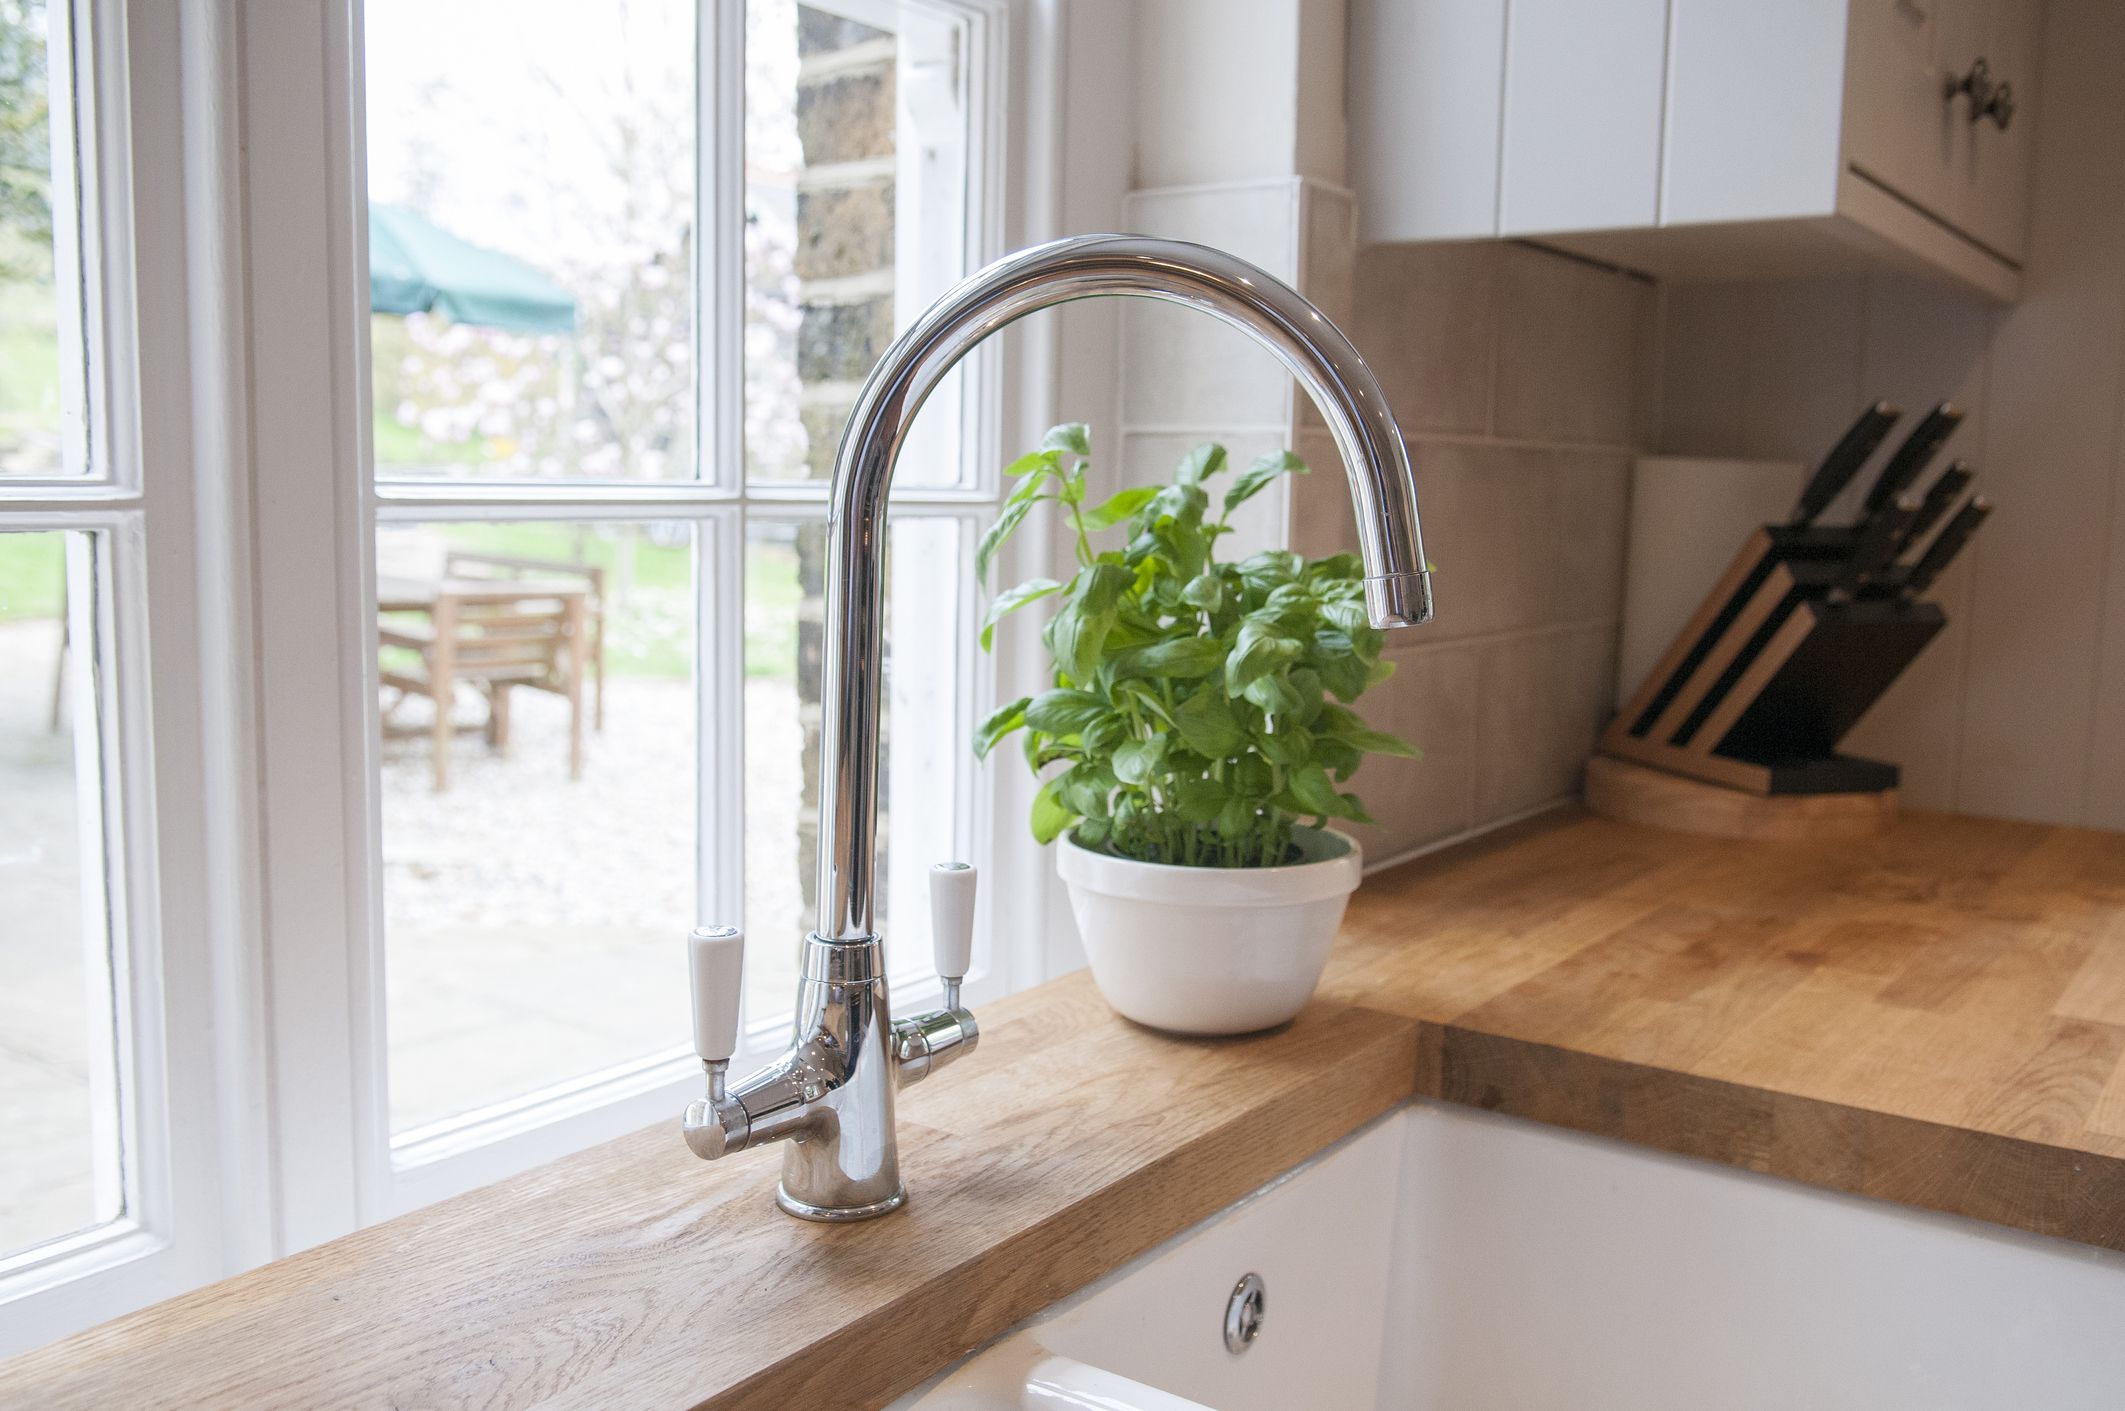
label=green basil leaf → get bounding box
[1304,552,1364,583]
[1236,549,1304,596]
[1111,634,1226,681]
[1049,562,1133,682]
[1286,761,1342,817]
[1224,450,1309,516]
[1173,687,1245,758]
[1230,754,1273,796]
[1042,422,1092,456]
[1024,688,1109,736]
[1255,723,1313,766]
[1074,816,1111,848]
[1113,734,1168,786]
[1344,727,1420,758]
[1316,736,1362,778]
[976,496,1041,585]
[1180,570,1225,612]
[1174,774,1228,823]
[972,695,1031,760]
[1031,777,1076,845]
[980,577,1064,650]
[1317,651,1369,702]
[1060,764,1116,817]
[1174,442,1228,485]
[1078,484,1159,530]
[1226,618,1303,693]
[1217,796,1256,837]
[1321,598,1370,634]
[1005,448,1059,480]
[1242,671,1304,717]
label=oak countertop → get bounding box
[9,809,2125,1408]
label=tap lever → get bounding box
[930,862,977,1011]
[688,926,743,1099]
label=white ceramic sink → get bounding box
[901,1102,2125,1410]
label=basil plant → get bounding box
[973,424,1418,869]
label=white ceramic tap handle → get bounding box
[688,926,744,1065]
[930,862,976,986]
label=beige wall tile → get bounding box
[1657,282,1756,457]
[1474,626,1618,821]
[1734,273,1867,466]
[1343,642,1479,863]
[1351,242,1497,437]
[1405,441,1555,642]
[1402,442,1628,643]
[1119,184,1300,431]
[1287,426,1361,561]
[1492,243,1654,446]
[1548,451,1632,624]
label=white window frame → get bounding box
[0,0,266,1356]
[4,0,1077,1354]
[246,0,1041,1237]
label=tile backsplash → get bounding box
[1322,241,1654,867]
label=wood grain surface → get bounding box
[0,981,1417,1411]
[1324,808,2125,1251]
[1584,752,1898,839]
[10,807,2125,1408]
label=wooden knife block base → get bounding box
[1585,753,1898,842]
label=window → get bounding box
[2,0,1031,1354]
[346,0,1001,1204]
[0,0,233,1355]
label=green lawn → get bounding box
[0,530,64,620]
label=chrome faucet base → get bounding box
[776,1186,908,1223]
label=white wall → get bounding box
[1655,0,2125,827]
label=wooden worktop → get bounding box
[10,809,2125,1408]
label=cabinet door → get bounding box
[1952,0,2040,262]
[1349,0,1508,243]
[1497,0,1667,235]
[1662,0,1848,224]
[1845,0,1961,227]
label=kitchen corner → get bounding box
[10,806,2125,1409]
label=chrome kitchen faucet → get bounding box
[681,234,1435,1221]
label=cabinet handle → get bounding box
[1982,81,2016,131]
[1944,57,2014,130]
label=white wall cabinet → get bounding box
[1351,0,2043,301]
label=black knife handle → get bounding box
[1790,401,1900,527]
[1863,403,1963,514]
[1904,497,1993,597]
[1833,495,1921,600]
[1901,462,1974,551]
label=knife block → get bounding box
[1596,522,1943,801]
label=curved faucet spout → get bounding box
[816,234,1434,942]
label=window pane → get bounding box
[362,1,696,483]
[0,530,120,1255]
[0,0,86,479]
[743,0,969,487]
[742,516,960,1015]
[378,521,696,1135]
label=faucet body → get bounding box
[683,234,1432,1221]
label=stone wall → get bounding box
[792,13,895,919]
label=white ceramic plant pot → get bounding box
[1056,826,1362,1036]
